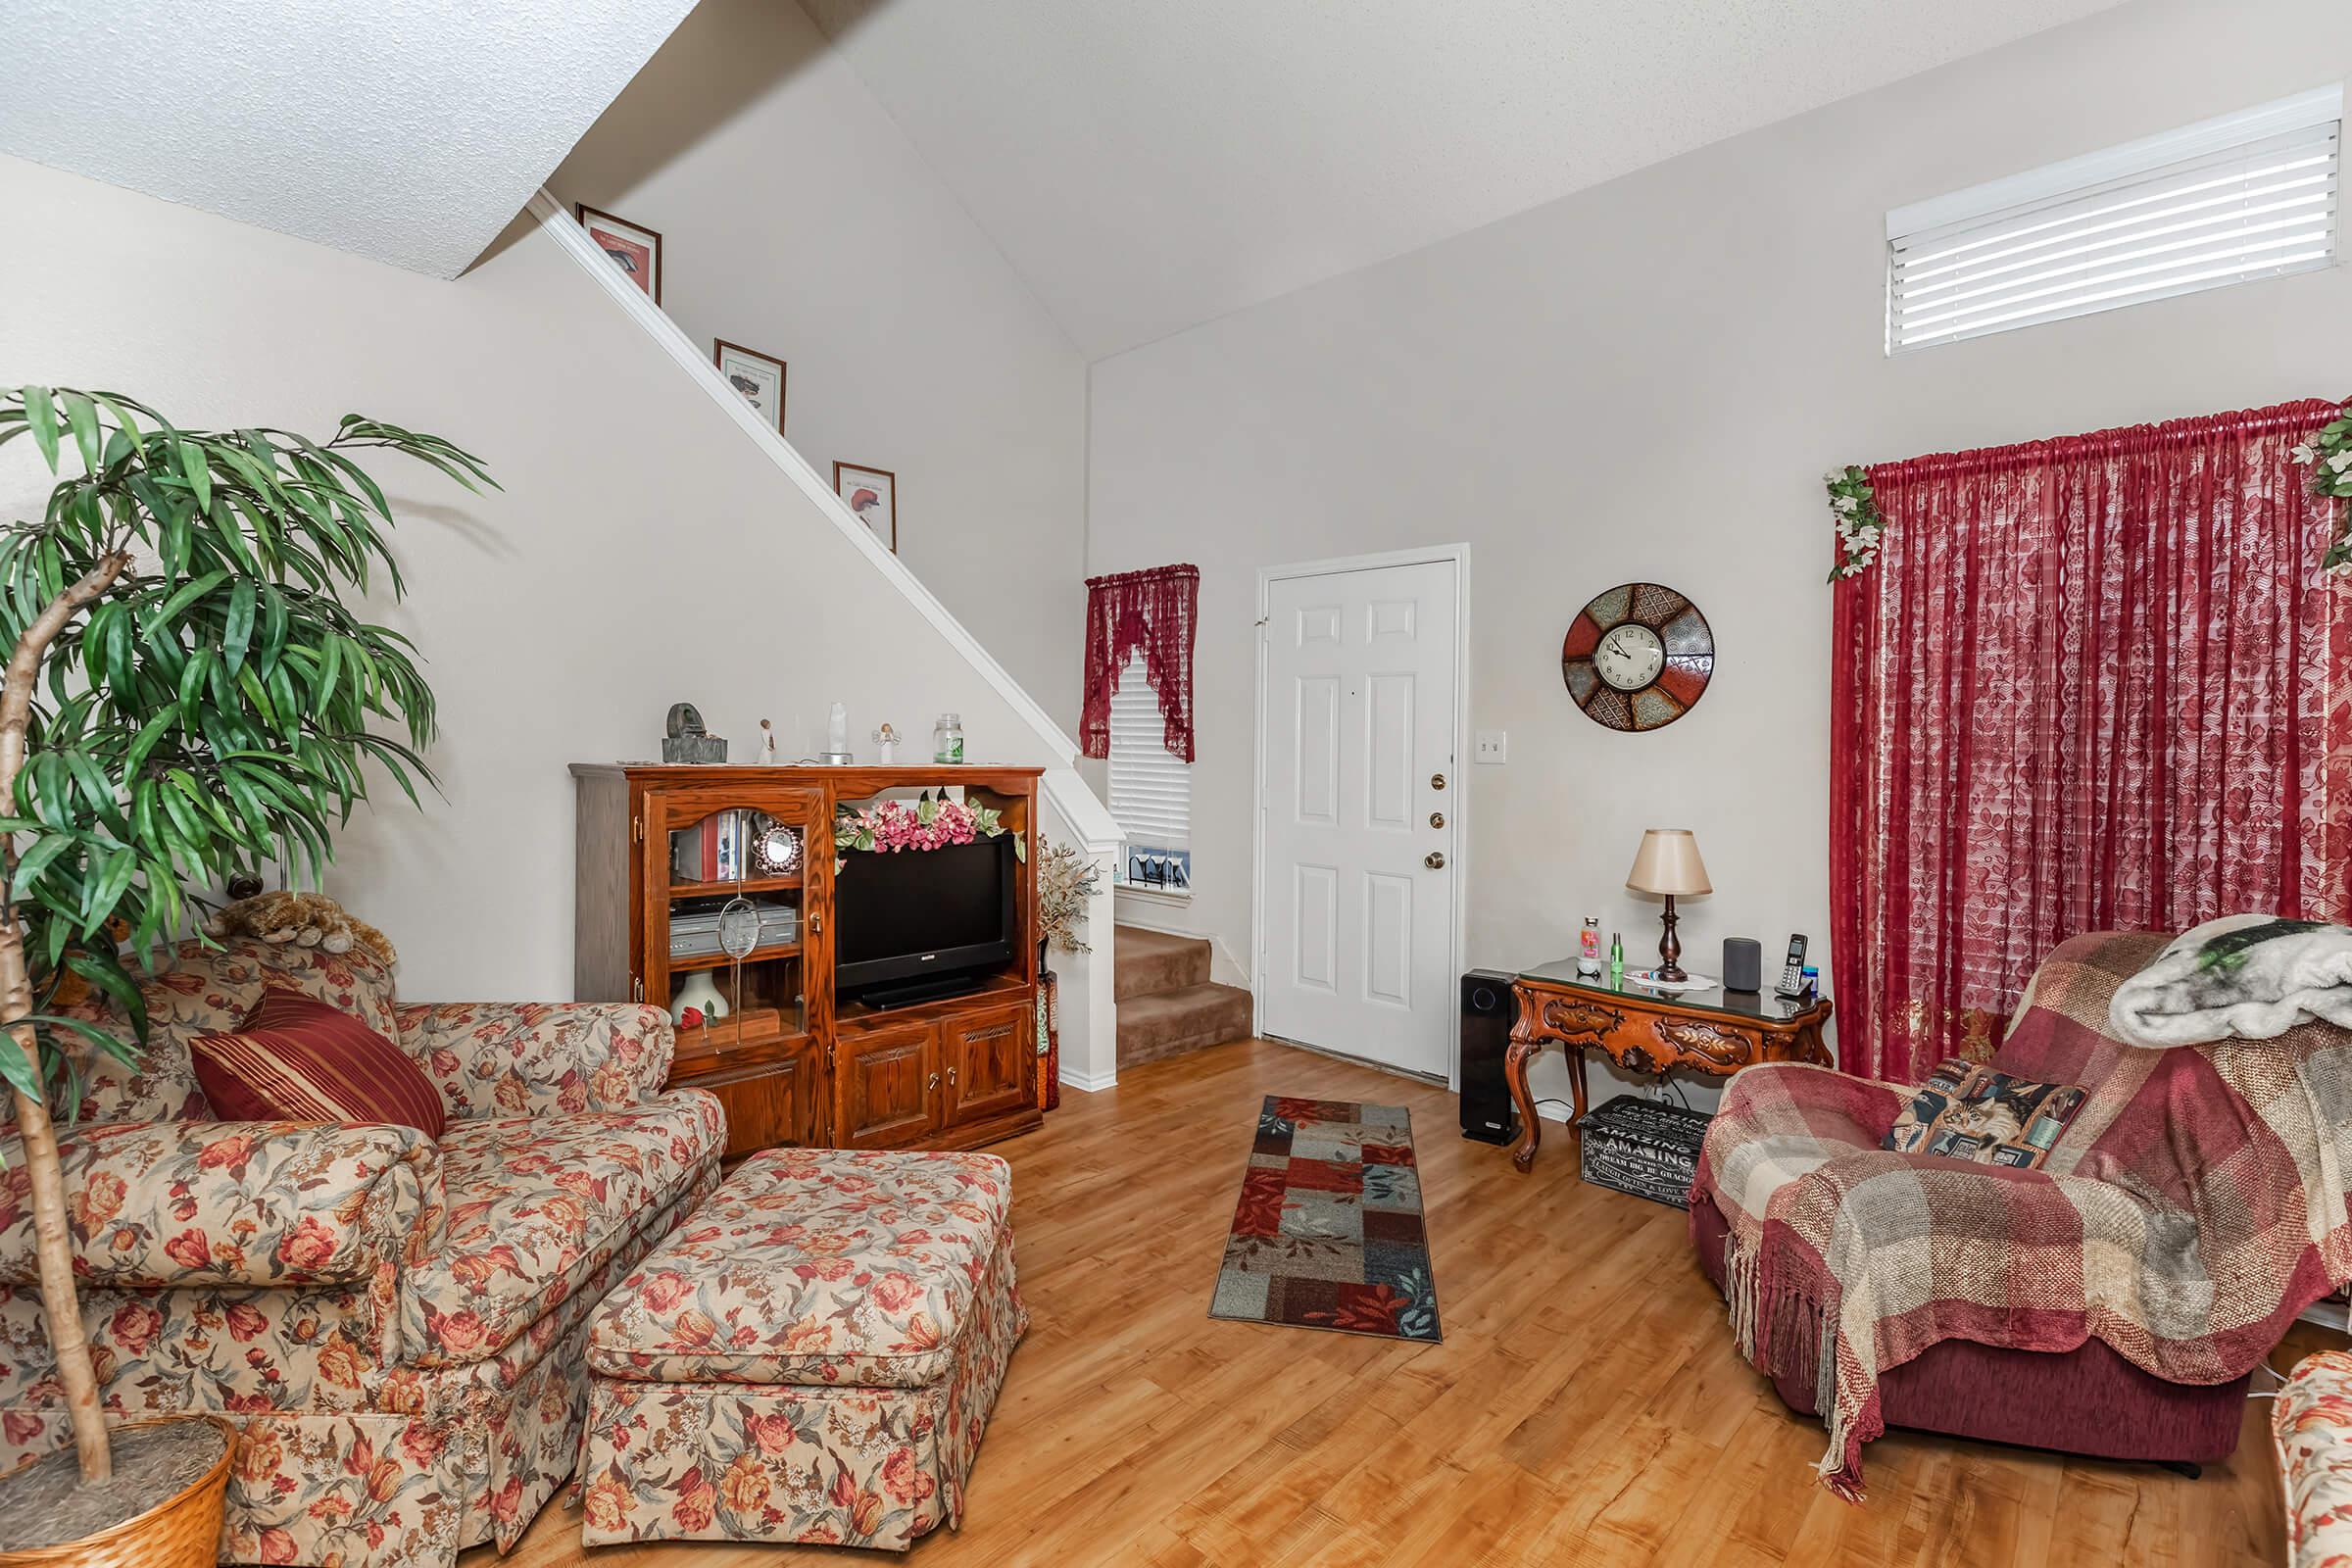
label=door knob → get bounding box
[1429,811,1446,829]
[1425,851,1446,869]
[1431,772,1447,791]
[927,1072,941,1090]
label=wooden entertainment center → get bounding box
[571,763,1044,1160]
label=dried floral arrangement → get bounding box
[1036,840,1102,956]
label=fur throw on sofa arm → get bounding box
[2109,913,2352,1047]
[204,890,398,969]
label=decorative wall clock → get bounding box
[1561,583,1714,732]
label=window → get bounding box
[1886,87,2340,354]
[1106,652,1190,894]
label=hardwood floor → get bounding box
[487,1038,2315,1567]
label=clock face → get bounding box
[1594,623,1665,691]
[1561,583,1713,732]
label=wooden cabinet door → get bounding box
[696,1035,826,1157]
[942,1002,1033,1127]
[836,1021,940,1149]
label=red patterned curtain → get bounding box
[1080,564,1200,763]
[1831,399,2352,1083]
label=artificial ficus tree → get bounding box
[0,386,489,1486]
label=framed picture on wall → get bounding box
[713,340,787,433]
[834,463,897,553]
[575,204,662,304]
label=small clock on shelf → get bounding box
[748,813,803,877]
[1561,582,1713,732]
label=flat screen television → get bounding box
[835,835,1018,1004]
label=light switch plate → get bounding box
[1474,729,1507,764]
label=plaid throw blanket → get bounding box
[1694,931,2352,1499]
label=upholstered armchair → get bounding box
[0,936,725,1568]
[1689,931,2351,1492]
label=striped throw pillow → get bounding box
[191,986,446,1140]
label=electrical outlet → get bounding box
[1474,730,1508,764]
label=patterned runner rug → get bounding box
[1208,1095,1442,1342]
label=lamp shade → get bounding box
[1626,828,1710,896]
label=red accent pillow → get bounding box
[191,986,446,1140]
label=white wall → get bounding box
[551,0,1089,733]
[0,155,1075,1005]
[1084,0,2352,1110]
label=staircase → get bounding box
[530,189,1127,1088]
[1115,926,1252,1068]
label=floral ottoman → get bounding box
[578,1147,1025,1550]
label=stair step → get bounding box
[1114,924,1211,1000]
[1117,981,1252,1069]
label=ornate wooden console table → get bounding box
[1505,960,1833,1173]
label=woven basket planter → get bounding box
[0,1415,235,1568]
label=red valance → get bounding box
[1830,397,2351,1083]
[1080,564,1200,763]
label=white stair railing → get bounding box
[532,187,1125,1087]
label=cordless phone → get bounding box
[1774,935,1810,999]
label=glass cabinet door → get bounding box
[644,785,830,1072]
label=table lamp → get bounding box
[1626,828,1710,983]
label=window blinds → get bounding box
[1887,88,2340,354]
[1107,653,1189,851]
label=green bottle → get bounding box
[1608,932,1624,983]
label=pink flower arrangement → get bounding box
[833,793,1018,863]
[868,799,978,852]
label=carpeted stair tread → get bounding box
[1117,981,1252,1068]
[1114,925,1211,1001]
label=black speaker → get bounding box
[1723,937,1762,993]
[1459,969,1520,1145]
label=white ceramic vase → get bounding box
[670,970,728,1023]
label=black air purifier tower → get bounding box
[1459,969,1520,1145]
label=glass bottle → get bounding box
[933,712,964,764]
[1609,932,1624,983]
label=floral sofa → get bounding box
[0,936,724,1567]
[2278,1349,2352,1568]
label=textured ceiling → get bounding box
[0,0,698,277]
[804,0,2124,359]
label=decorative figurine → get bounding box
[873,721,900,763]
[758,718,778,764]
[662,702,727,763]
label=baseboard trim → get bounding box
[1059,1066,1118,1094]
[1111,892,1193,934]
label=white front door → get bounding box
[1258,556,1461,1076]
